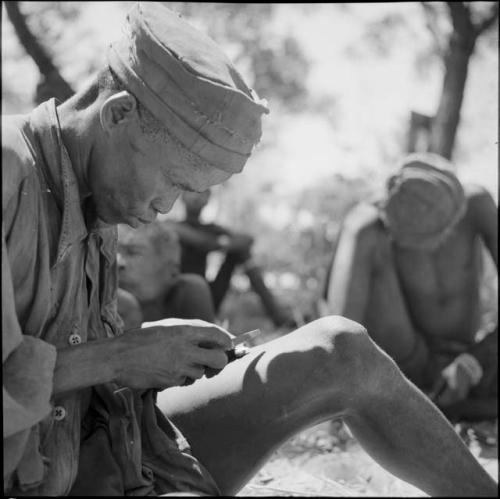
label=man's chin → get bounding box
[117,214,143,229]
[96,209,152,228]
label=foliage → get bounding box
[166,2,312,112]
[212,173,374,319]
[2,2,497,322]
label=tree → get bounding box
[421,2,498,160]
[5,2,311,114]
[166,3,311,112]
[4,1,75,104]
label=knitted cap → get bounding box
[107,2,269,173]
[381,153,466,250]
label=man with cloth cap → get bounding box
[2,3,496,496]
[323,152,497,422]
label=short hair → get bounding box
[98,66,168,140]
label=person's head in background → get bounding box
[380,153,466,251]
[182,189,212,222]
[117,222,181,304]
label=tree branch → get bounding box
[446,2,473,35]
[474,2,499,36]
[421,2,446,57]
[4,1,74,99]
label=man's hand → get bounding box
[430,353,483,407]
[114,319,234,390]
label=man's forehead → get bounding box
[164,160,233,193]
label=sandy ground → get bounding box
[237,419,498,497]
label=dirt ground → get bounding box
[237,419,498,497]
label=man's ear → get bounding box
[386,174,398,192]
[100,91,139,134]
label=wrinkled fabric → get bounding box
[381,153,466,250]
[2,100,220,496]
[108,2,269,174]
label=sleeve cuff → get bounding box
[3,336,57,438]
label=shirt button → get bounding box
[53,406,66,421]
[68,333,82,346]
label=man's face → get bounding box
[89,104,232,228]
[117,225,181,302]
[384,175,458,250]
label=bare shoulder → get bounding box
[342,202,384,241]
[464,183,495,201]
[463,183,497,220]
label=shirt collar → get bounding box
[28,99,116,265]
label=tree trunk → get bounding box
[4,1,74,104]
[429,30,476,160]
[407,111,433,154]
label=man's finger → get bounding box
[194,348,229,371]
[183,364,205,382]
[190,326,233,350]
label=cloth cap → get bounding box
[381,153,466,250]
[107,2,269,173]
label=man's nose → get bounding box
[152,189,181,214]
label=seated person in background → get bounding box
[117,222,216,330]
[173,188,293,327]
[323,153,498,422]
[117,287,144,330]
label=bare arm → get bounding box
[469,185,498,268]
[52,320,233,397]
[433,187,498,403]
[326,205,377,323]
[467,186,498,364]
[174,222,253,253]
[52,337,121,396]
[173,222,229,252]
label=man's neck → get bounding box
[56,98,94,203]
[185,212,202,225]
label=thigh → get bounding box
[156,320,359,495]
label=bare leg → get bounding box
[209,254,239,312]
[157,317,496,496]
[163,274,216,322]
[244,263,292,327]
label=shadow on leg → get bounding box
[157,317,368,493]
[158,316,497,496]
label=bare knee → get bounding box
[176,273,211,292]
[302,316,401,401]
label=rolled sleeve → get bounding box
[3,229,56,475]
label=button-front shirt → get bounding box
[2,100,219,496]
[3,99,120,495]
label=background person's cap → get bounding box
[107,2,269,173]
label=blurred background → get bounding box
[2,3,498,494]
[2,1,498,333]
